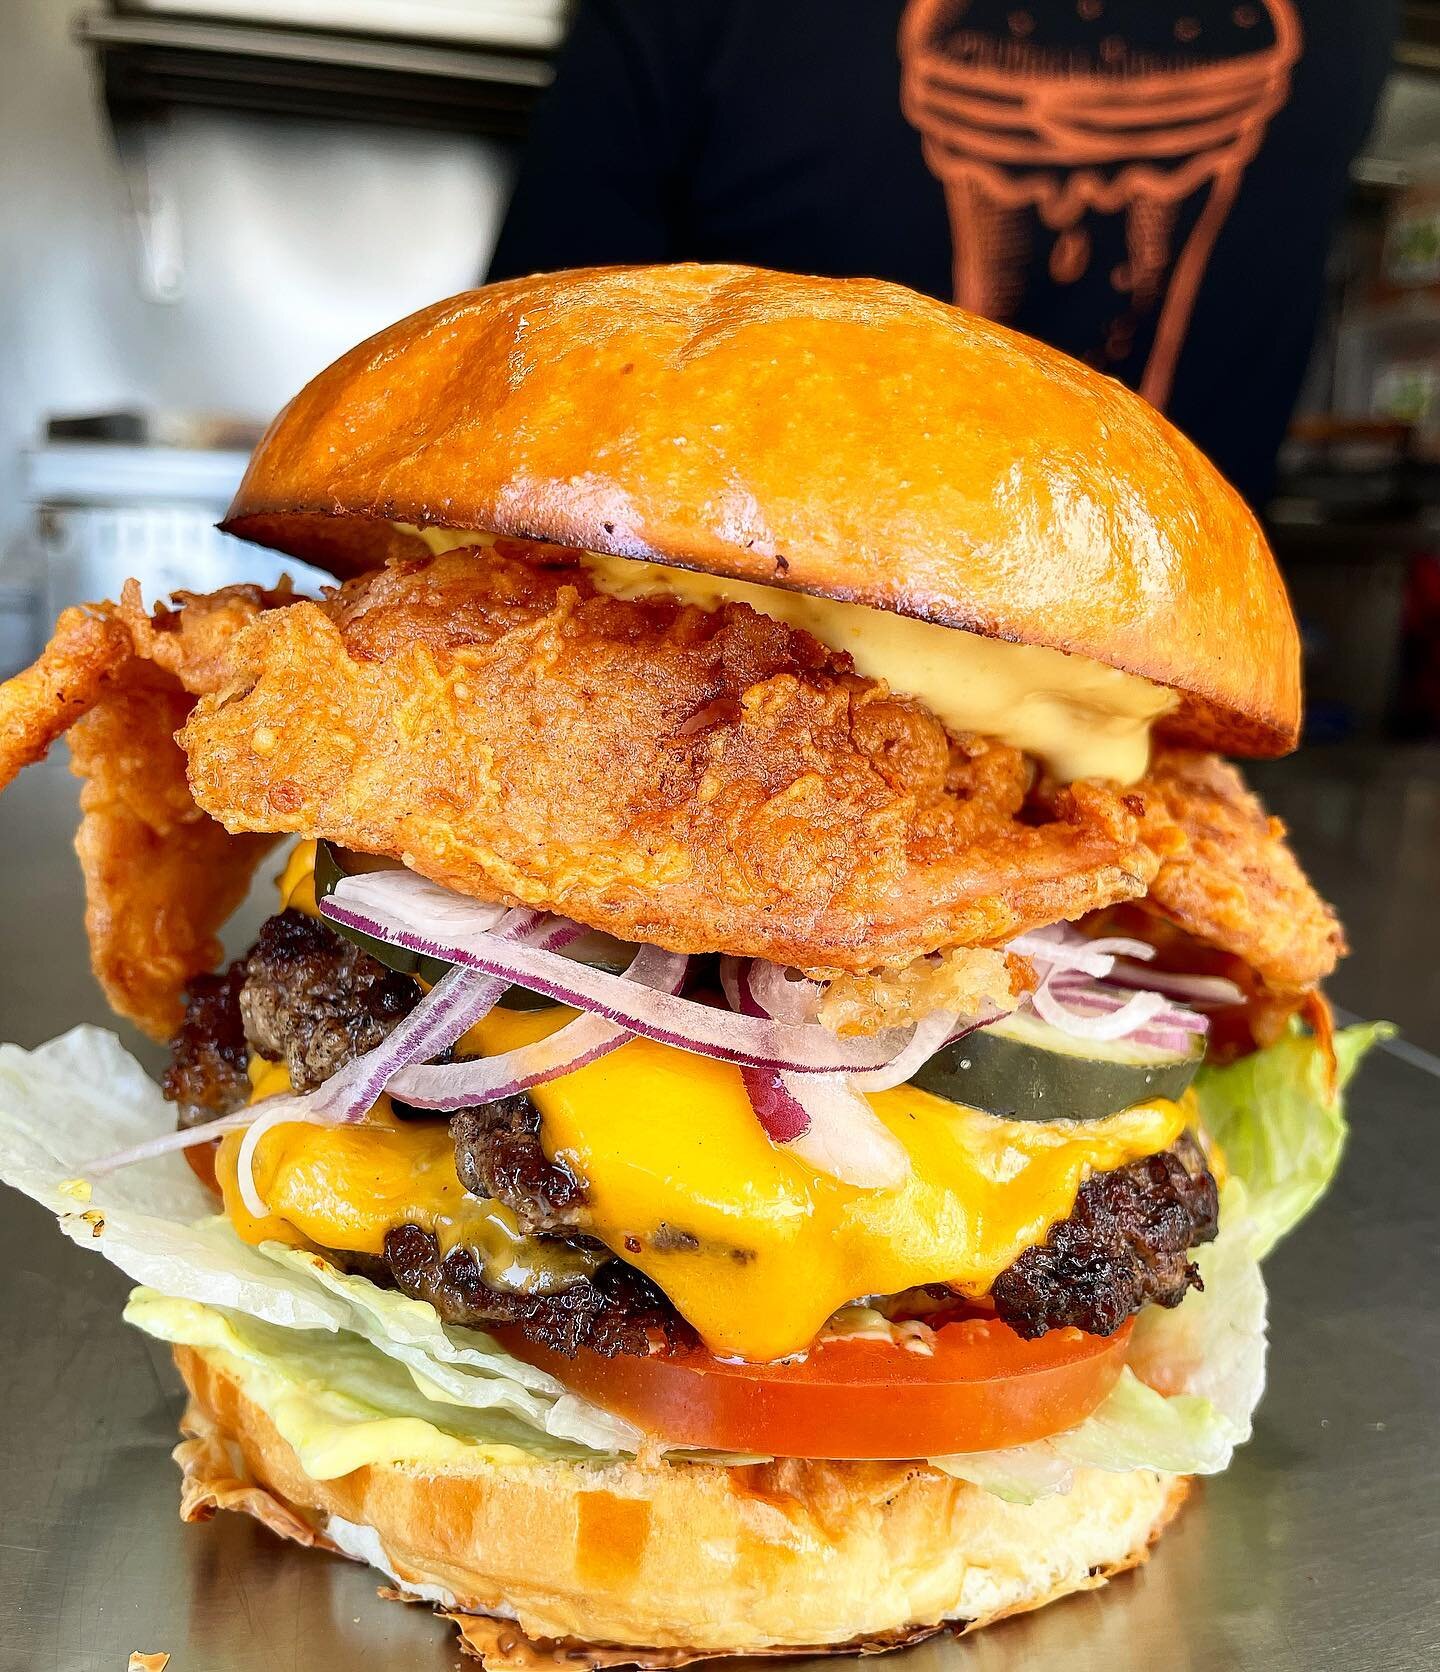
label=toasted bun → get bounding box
[224,264,1298,756]
[173,1345,1189,1663]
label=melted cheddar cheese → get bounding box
[234,841,1186,1359]
[277,839,320,915]
[217,1059,603,1295]
[469,1005,1184,1360]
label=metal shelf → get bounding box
[76,9,554,135]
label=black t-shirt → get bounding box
[488,0,1396,507]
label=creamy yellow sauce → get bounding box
[401,524,1173,783]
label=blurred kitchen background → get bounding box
[0,0,1437,1044]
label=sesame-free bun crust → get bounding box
[173,1345,1189,1664]
[224,264,1299,756]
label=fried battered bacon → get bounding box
[114,577,294,695]
[1136,749,1345,995]
[3,546,1341,1014]
[0,580,283,793]
[178,547,1158,972]
[68,660,276,1038]
[0,605,134,789]
[0,583,287,1038]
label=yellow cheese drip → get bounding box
[402,525,1174,783]
[218,1059,602,1294]
[470,1007,1183,1361]
[239,840,1186,1361]
[277,838,320,915]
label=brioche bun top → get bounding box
[224,263,1300,756]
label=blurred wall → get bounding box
[0,0,517,556]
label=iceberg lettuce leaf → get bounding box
[124,1288,590,1475]
[1190,1019,1394,1259]
[0,1027,641,1455]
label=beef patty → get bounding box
[163,958,251,1125]
[451,1099,587,1234]
[989,1134,1218,1338]
[240,908,420,1092]
[371,1225,696,1358]
[165,907,420,1117]
[166,910,1220,1355]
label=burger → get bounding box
[0,265,1386,1662]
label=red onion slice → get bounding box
[775,1072,911,1188]
[387,944,689,1109]
[740,1061,914,1187]
[1048,971,1210,1032]
[848,1007,969,1092]
[1129,1026,1204,1055]
[321,873,912,1075]
[1076,934,1159,963]
[739,1066,812,1144]
[1008,924,1156,980]
[1010,923,1216,1048]
[730,960,911,1189]
[84,1107,263,1175]
[1030,978,1170,1041]
[1103,959,1247,1009]
[1007,928,1118,979]
[745,960,823,1026]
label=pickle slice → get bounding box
[913,1009,1203,1121]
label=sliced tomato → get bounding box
[497,1310,1132,1458]
[184,1139,221,1195]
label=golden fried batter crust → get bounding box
[1,554,1344,1018]
[115,577,294,695]
[179,548,1160,971]
[0,585,282,1037]
[0,605,134,790]
[70,661,276,1038]
[1137,749,1345,994]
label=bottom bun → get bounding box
[171,1345,1189,1665]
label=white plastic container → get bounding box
[24,442,329,624]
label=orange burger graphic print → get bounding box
[901,0,1301,406]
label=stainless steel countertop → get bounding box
[1,755,1437,1672]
